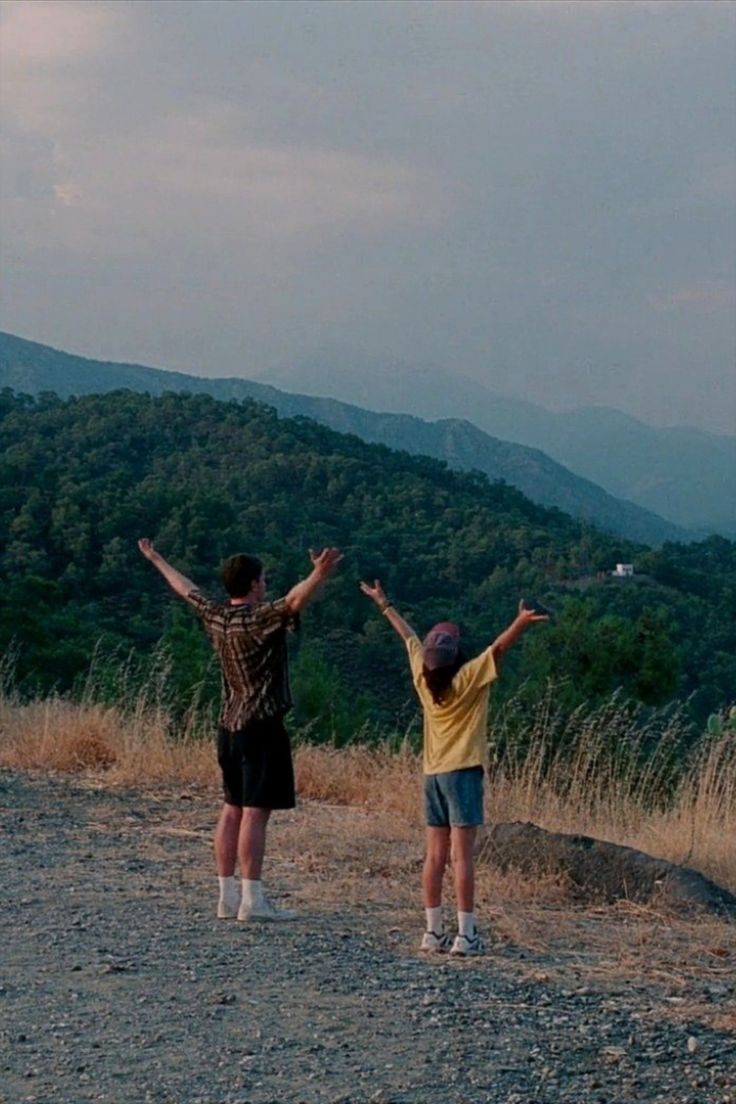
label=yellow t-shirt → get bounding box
[406,635,498,775]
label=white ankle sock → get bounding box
[241,878,265,908]
[426,906,443,934]
[458,911,476,938]
[218,875,237,899]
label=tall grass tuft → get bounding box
[484,688,735,888]
[0,648,215,786]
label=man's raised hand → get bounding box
[284,548,342,614]
[310,547,343,578]
[137,538,157,561]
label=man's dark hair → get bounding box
[422,651,467,706]
[222,553,263,598]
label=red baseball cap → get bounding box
[422,622,461,670]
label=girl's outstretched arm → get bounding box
[360,579,416,641]
[490,600,549,665]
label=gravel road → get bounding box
[2,769,734,1104]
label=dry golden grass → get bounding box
[293,731,736,892]
[295,742,423,818]
[0,693,216,786]
[0,686,733,892]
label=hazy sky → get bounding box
[1,0,734,433]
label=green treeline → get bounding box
[0,388,734,739]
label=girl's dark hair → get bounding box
[222,553,263,598]
[422,651,467,705]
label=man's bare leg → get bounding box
[214,803,243,918]
[236,807,295,921]
[238,807,271,880]
[214,802,242,876]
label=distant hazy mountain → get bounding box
[0,331,689,545]
[262,355,736,538]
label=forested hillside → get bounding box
[0,331,687,545]
[0,389,733,738]
[267,354,736,537]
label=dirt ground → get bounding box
[2,769,735,1104]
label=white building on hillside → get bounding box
[612,563,635,577]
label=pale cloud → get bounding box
[139,106,440,225]
[691,157,736,204]
[52,181,81,208]
[0,0,129,135]
[0,0,121,64]
[651,283,736,311]
[0,4,445,250]
[505,0,701,15]
[3,97,447,260]
[431,0,684,17]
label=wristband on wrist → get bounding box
[378,600,393,614]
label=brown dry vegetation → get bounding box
[2,685,735,1030]
[1,682,734,892]
[0,695,216,784]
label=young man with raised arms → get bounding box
[139,539,342,922]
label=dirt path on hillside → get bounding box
[1,770,735,1104]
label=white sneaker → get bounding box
[420,930,452,953]
[237,896,298,923]
[450,932,485,957]
[217,897,240,919]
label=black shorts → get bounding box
[217,717,296,809]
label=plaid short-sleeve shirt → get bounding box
[186,592,299,731]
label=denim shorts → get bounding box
[424,766,484,827]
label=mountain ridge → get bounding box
[0,330,696,546]
[264,356,736,536]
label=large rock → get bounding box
[479,821,736,918]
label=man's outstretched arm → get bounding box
[138,539,198,601]
[360,579,415,641]
[284,547,343,614]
